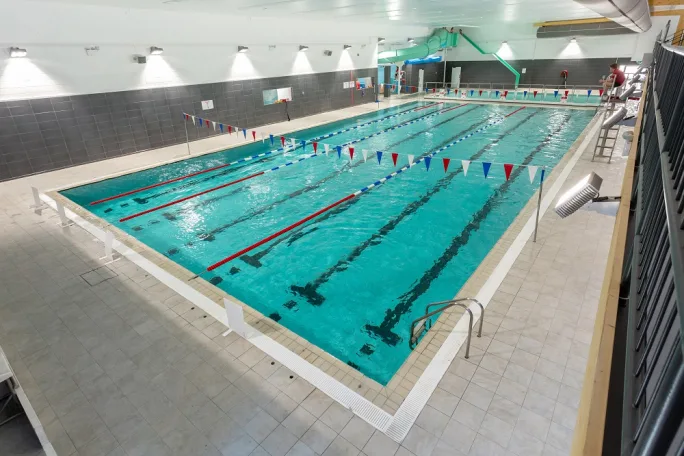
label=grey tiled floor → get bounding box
[0,106,625,456]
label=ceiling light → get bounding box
[149,46,164,55]
[343,44,352,50]
[323,50,332,56]
[570,37,577,43]
[502,41,508,45]
[238,46,249,53]
[407,38,415,43]
[378,37,386,43]
[9,47,27,58]
[299,45,309,52]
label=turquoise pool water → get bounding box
[61,101,594,384]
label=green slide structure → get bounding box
[458,30,520,88]
[377,28,458,64]
[377,28,520,88]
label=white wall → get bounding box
[0,1,429,101]
[447,16,676,62]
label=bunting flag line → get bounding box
[313,142,318,153]
[527,165,538,183]
[377,151,383,164]
[219,124,224,133]
[391,153,398,166]
[407,154,414,166]
[495,90,500,97]
[504,163,513,180]
[301,140,306,151]
[470,89,474,96]
[599,89,604,97]
[242,128,247,139]
[252,131,257,141]
[349,147,355,161]
[482,162,491,178]
[324,144,330,155]
[523,90,528,98]
[587,89,592,97]
[479,90,483,96]
[270,134,274,146]
[564,90,569,97]
[336,145,342,158]
[424,156,432,171]
[554,90,559,98]
[442,157,450,172]
[462,160,470,176]
[362,149,368,162]
[533,90,538,98]
[290,138,296,149]
[503,90,508,98]
[228,125,233,134]
[280,136,286,147]
[212,121,217,131]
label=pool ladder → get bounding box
[409,298,484,359]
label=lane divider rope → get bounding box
[206,107,526,271]
[118,104,468,222]
[90,102,436,206]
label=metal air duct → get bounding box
[573,0,651,32]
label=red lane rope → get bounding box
[207,194,356,271]
[505,106,526,117]
[119,171,264,222]
[413,102,442,112]
[90,163,237,206]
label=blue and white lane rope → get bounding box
[207,107,525,270]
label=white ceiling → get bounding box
[31,0,600,28]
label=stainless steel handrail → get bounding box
[408,298,484,358]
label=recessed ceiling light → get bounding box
[299,45,309,52]
[238,46,248,53]
[407,37,415,43]
[378,37,386,43]
[10,47,27,58]
[570,37,577,43]
[343,44,352,50]
[149,46,164,55]
[502,41,508,45]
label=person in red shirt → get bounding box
[600,63,626,91]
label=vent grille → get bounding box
[537,22,636,39]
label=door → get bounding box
[451,67,461,90]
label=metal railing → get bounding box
[409,298,484,358]
[616,41,684,455]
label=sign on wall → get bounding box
[263,87,293,105]
[201,100,214,110]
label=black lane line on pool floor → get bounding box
[240,111,538,274]
[286,110,540,307]
[161,105,484,245]
[126,103,444,206]
[154,105,480,235]
[364,112,574,346]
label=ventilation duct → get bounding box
[536,21,636,38]
[573,0,651,33]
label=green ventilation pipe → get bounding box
[458,30,520,88]
[377,28,459,64]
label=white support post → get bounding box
[56,202,74,228]
[30,187,47,210]
[99,230,120,264]
[222,297,248,337]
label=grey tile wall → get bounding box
[406,58,634,87]
[0,68,376,182]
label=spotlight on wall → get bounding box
[9,47,27,58]
[323,50,333,56]
[149,46,164,55]
[299,45,309,52]
[570,37,577,43]
[554,172,621,218]
[238,46,249,53]
[378,37,386,44]
[343,44,352,50]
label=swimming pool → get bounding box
[61,101,594,384]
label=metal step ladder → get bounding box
[409,298,484,358]
[592,78,623,163]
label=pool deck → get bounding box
[0,97,627,456]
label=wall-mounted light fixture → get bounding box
[343,44,352,50]
[502,41,508,45]
[323,50,333,56]
[149,46,164,55]
[9,47,27,58]
[407,38,415,43]
[299,45,309,52]
[378,37,386,44]
[238,46,249,53]
[570,37,577,43]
